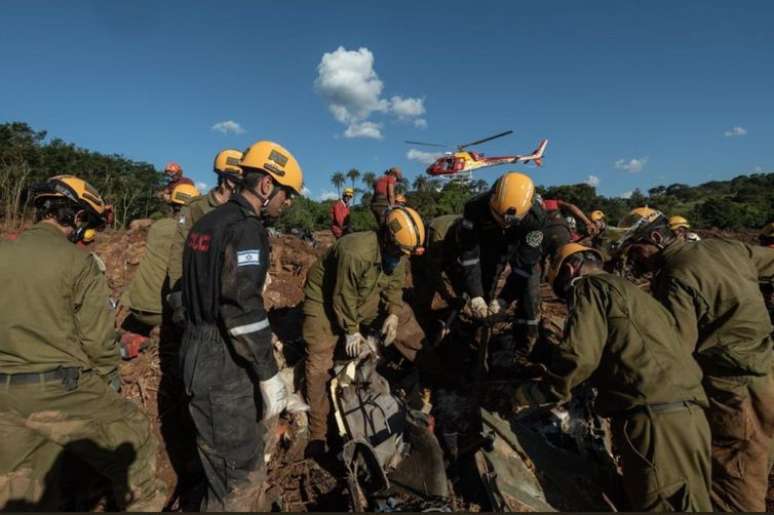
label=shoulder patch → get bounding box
[237,249,261,267]
[526,230,544,248]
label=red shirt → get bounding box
[373,175,397,196]
[542,199,559,212]
[330,200,350,238]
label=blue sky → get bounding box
[1,1,772,200]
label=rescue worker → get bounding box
[166,149,243,317]
[411,214,464,319]
[180,141,305,511]
[303,206,426,458]
[621,214,774,512]
[669,215,700,242]
[161,161,194,202]
[761,223,774,323]
[119,182,199,359]
[370,167,402,224]
[458,172,569,362]
[330,187,353,239]
[589,209,606,233]
[542,197,597,236]
[0,176,165,511]
[507,243,712,511]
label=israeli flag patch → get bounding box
[237,250,261,267]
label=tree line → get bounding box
[0,122,164,231]
[2,121,771,233]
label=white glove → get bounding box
[259,373,288,421]
[345,332,366,358]
[468,296,489,319]
[488,298,508,316]
[381,314,399,345]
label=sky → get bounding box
[1,1,773,200]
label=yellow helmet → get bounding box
[170,182,200,206]
[385,206,426,255]
[590,210,606,222]
[343,187,354,197]
[547,243,603,286]
[668,215,690,230]
[395,193,407,205]
[619,207,659,229]
[34,175,107,218]
[761,222,774,239]
[82,228,97,243]
[489,172,535,226]
[214,149,244,177]
[240,140,303,195]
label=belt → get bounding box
[634,400,695,415]
[0,367,80,386]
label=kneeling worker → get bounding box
[507,243,712,511]
[303,206,426,458]
[0,176,165,510]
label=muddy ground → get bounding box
[2,222,772,510]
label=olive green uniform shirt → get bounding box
[652,238,774,377]
[0,222,118,376]
[124,217,177,314]
[167,189,222,288]
[518,272,707,416]
[304,231,406,335]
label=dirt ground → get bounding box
[2,222,772,510]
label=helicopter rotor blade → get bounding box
[404,140,448,148]
[458,130,514,150]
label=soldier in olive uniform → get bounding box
[0,176,165,511]
[622,214,774,512]
[303,207,426,458]
[119,182,199,358]
[508,243,712,511]
[166,149,244,318]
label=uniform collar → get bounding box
[661,239,687,260]
[207,188,221,207]
[231,193,260,218]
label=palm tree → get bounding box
[346,168,361,190]
[412,175,430,192]
[331,172,345,196]
[361,172,376,191]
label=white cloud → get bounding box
[196,181,208,192]
[614,157,648,173]
[301,186,311,198]
[390,96,425,119]
[314,46,426,138]
[724,126,747,137]
[407,148,443,165]
[211,120,245,135]
[620,190,634,199]
[344,121,383,139]
[319,190,338,201]
[584,175,600,187]
[413,118,428,129]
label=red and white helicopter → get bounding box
[406,130,548,177]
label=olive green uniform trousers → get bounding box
[611,403,713,512]
[303,299,424,441]
[0,371,165,511]
[703,372,774,512]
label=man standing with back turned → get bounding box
[180,140,306,511]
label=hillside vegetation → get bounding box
[1,121,771,232]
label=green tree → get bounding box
[362,171,376,190]
[331,172,345,196]
[413,174,430,192]
[346,168,360,190]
